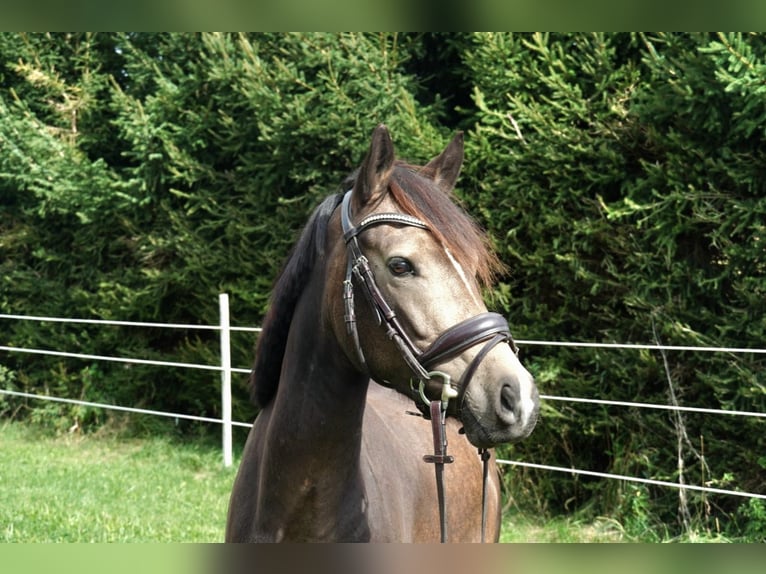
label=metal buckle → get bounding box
[411,370,459,412]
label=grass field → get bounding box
[1,422,235,542]
[0,421,705,543]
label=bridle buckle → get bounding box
[412,371,458,413]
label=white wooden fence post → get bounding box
[219,293,233,468]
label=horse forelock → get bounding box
[388,163,503,287]
[250,193,343,408]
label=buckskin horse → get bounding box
[226,125,539,542]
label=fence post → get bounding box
[219,293,233,468]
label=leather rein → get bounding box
[340,190,516,543]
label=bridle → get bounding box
[341,190,517,407]
[340,189,517,542]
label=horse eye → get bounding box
[387,257,414,277]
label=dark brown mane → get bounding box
[388,161,503,287]
[249,193,343,408]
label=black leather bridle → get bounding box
[341,190,517,407]
[340,189,517,542]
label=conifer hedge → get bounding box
[461,33,765,537]
[1,33,764,537]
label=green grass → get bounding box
[500,500,740,543]
[0,422,237,542]
[501,512,626,543]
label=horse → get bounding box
[225,125,540,542]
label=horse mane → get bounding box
[250,193,343,408]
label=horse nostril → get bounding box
[500,384,516,414]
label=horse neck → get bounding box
[258,263,372,539]
[270,265,369,438]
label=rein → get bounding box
[340,189,515,542]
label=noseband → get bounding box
[340,189,517,416]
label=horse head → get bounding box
[326,125,539,448]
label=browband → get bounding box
[342,191,429,244]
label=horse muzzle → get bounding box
[456,342,540,448]
[409,313,540,447]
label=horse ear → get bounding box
[424,131,464,193]
[353,124,395,208]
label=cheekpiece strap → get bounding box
[340,190,431,381]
